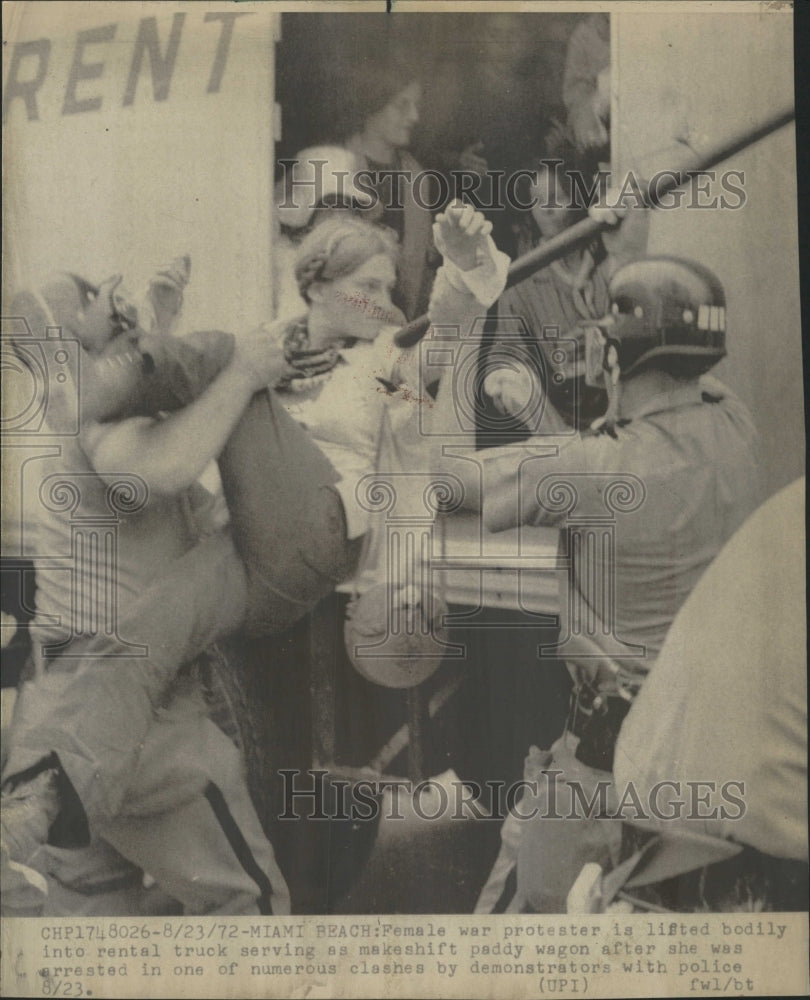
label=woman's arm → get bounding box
[388,204,511,393]
[426,204,510,331]
[417,205,513,508]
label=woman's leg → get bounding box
[217,389,361,636]
[86,329,360,635]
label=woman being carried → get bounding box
[242,204,509,574]
[1,204,508,916]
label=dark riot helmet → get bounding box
[585,256,728,385]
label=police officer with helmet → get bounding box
[474,247,763,913]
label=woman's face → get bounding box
[313,253,398,341]
[364,82,421,151]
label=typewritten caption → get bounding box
[2,914,808,998]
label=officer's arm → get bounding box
[482,429,613,533]
[81,361,260,496]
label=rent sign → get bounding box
[3,2,278,332]
[3,11,248,122]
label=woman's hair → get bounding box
[337,58,421,139]
[294,215,400,302]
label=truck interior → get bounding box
[1,7,802,919]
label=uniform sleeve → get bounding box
[481,428,622,532]
[699,375,764,489]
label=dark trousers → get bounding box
[4,379,360,914]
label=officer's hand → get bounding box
[588,186,627,227]
[575,656,622,695]
[588,174,652,228]
[560,632,627,699]
[433,201,493,272]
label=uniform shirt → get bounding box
[614,477,807,861]
[482,376,762,680]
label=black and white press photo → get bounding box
[1,3,807,998]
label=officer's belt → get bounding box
[568,685,633,773]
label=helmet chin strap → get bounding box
[602,344,622,429]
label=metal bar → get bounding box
[367,673,464,775]
[406,686,430,782]
[393,105,795,348]
[431,556,560,570]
